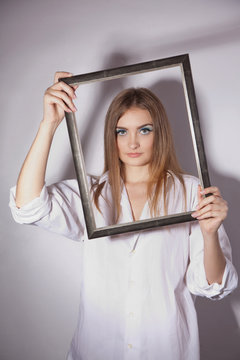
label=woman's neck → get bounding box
[123,164,150,184]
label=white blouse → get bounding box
[9,173,238,360]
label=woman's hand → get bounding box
[15,71,77,207]
[192,185,228,235]
[43,71,77,130]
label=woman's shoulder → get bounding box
[182,174,200,187]
[52,173,107,189]
[48,178,79,193]
[168,171,200,188]
[169,173,200,207]
[46,173,110,201]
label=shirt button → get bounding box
[128,343,133,349]
[128,312,134,318]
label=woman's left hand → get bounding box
[191,185,228,235]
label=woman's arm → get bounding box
[192,186,228,284]
[15,72,77,208]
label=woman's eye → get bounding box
[139,126,153,135]
[116,128,127,136]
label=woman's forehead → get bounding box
[117,107,153,128]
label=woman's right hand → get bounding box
[15,72,78,207]
[43,71,77,129]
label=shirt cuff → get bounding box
[186,258,237,300]
[9,185,51,224]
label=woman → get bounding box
[10,72,238,360]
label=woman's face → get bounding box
[116,107,154,168]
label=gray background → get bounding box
[0,0,240,359]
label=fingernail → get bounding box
[191,212,198,218]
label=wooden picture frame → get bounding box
[60,53,210,239]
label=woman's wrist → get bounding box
[202,229,219,243]
[39,118,59,138]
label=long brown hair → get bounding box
[92,87,186,221]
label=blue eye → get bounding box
[139,125,153,135]
[116,128,127,136]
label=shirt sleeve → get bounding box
[9,180,85,241]
[186,223,238,300]
[185,179,238,300]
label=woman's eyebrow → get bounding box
[116,123,153,130]
[137,123,153,129]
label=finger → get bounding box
[197,194,218,210]
[197,184,203,205]
[49,81,77,99]
[200,186,221,197]
[193,202,219,217]
[46,90,77,112]
[192,201,228,219]
[195,209,225,221]
[197,192,226,212]
[54,71,73,84]
[45,93,75,113]
[50,89,77,112]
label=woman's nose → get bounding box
[129,143,138,149]
[129,133,139,149]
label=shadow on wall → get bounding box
[150,79,198,177]
[196,179,240,359]
[195,93,240,360]
[62,52,240,359]
[146,22,240,62]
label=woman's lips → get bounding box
[127,153,142,158]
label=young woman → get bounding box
[10,72,238,360]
